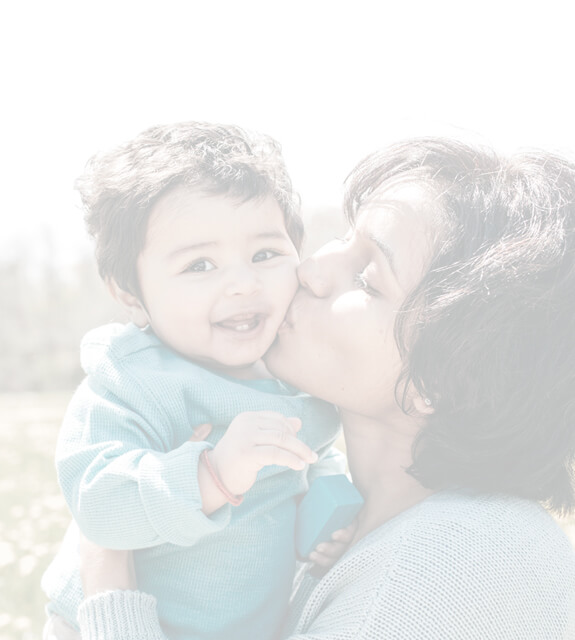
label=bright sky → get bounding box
[2,0,574,270]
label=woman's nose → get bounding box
[296,254,333,298]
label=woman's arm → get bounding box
[78,537,167,640]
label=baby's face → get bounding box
[134,187,299,377]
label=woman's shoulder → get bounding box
[314,492,575,638]
[408,489,558,523]
[414,490,570,537]
[375,490,575,562]
[370,492,575,621]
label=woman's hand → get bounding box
[79,534,137,597]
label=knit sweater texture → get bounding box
[42,323,341,640]
[78,491,575,639]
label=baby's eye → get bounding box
[184,259,216,273]
[253,249,279,263]
[354,272,379,297]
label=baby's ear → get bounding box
[107,279,149,328]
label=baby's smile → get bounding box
[214,312,266,333]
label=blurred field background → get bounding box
[1,393,71,640]
[0,244,118,639]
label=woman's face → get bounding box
[264,183,436,420]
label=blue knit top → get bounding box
[42,323,342,640]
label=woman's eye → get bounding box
[184,259,216,273]
[354,272,379,296]
[334,233,352,245]
[253,249,279,263]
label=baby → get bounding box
[41,122,343,640]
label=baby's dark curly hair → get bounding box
[77,121,303,295]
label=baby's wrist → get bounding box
[200,449,243,506]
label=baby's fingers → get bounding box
[253,413,302,435]
[308,519,358,569]
[330,521,357,544]
[255,441,317,471]
[308,539,349,569]
[256,429,318,465]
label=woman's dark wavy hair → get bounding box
[77,121,303,295]
[345,138,575,514]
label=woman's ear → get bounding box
[412,394,435,416]
[107,279,149,328]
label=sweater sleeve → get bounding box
[78,591,167,640]
[56,381,231,549]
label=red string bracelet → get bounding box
[200,449,244,506]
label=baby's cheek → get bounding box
[277,265,300,305]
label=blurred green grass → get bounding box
[1,391,574,640]
[0,393,71,640]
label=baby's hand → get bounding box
[210,411,318,497]
[308,521,357,571]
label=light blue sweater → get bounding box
[78,491,575,639]
[42,323,341,640]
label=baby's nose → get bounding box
[224,264,262,296]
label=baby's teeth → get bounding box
[235,323,251,331]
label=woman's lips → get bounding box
[279,292,309,332]
[278,317,292,332]
[278,305,301,333]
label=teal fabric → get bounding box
[77,491,575,639]
[42,323,341,640]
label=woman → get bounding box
[77,138,575,638]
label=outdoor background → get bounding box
[2,1,575,638]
